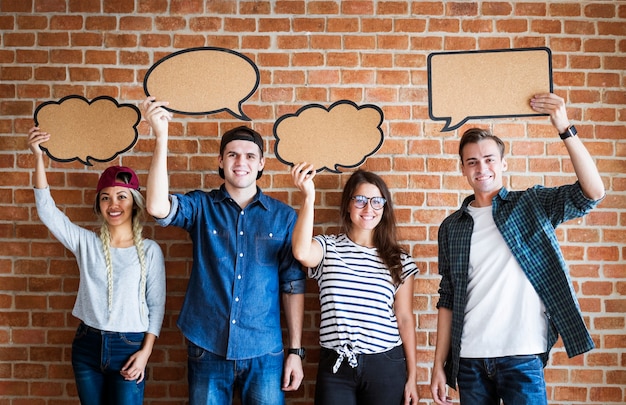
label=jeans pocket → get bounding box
[73,323,89,341]
[187,342,206,360]
[318,347,338,369]
[120,332,145,346]
[381,345,406,363]
[268,345,284,358]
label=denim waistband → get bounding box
[79,322,104,333]
[78,322,147,336]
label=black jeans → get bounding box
[314,345,407,405]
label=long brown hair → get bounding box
[339,170,405,286]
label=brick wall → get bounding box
[1,1,624,404]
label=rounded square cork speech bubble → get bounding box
[143,47,260,121]
[33,95,141,166]
[273,100,384,173]
[428,47,553,131]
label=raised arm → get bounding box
[141,97,174,219]
[27,127,50,189]
[530,93,605,200]
[290,162,323,268]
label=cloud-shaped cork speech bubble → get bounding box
[33,95,140,166]
[143,47,260,121]
[428,47,553,132]
[273,100,384,173]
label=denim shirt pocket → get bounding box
[255,231,288,267]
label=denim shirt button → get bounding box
[235,297,239,302]
[240,211,244,215]
[212,229,217,234]
[239,231,243,235]
[232,319,236,324]
[269,233,273,237]
[239,252,243,257]
[237,275,242,280]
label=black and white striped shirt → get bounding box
[311,234,419,362]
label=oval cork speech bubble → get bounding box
[143,47,260,121]
[273,100,384,173]
[428,47,553,132]
[33,95,141,166]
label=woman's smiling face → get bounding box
[348,182,384,232]
[98,186,135,227]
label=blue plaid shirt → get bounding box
[157,185,305,360]
[437,182,602,388]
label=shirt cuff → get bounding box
[155,195,178,227]
[281,279,306,295]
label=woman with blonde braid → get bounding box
[28,127,166,405]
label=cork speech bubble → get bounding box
[273,101,384,173]
[143,47,260,121]
[428,47,553,132]
[33,95,141,166]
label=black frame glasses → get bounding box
[351,195,386,210]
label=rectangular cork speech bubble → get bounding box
[428,47,553,131]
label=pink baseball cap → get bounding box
[96,166,140,193]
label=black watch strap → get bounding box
[287,347,306,359]
[559,125,577,140]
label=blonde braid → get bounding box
[132,214,147,318]
[98,223,114,316]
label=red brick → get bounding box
[155,16,186,31]
[275,1,305,14]
[516,2,547,16]
[1,0,32,12]
[138,0,169,14]
[341,0,374,15]
[483,2,513,16]
[103,0,135,13]
[119,16,151,31]
[496,19,528,33]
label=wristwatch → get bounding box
[559,125,577,140]
[287,347,306,360]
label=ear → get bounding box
[502,157,508,172]
[258,156,265,171]
[218,154,224,169]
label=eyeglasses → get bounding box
[351,195,386,210]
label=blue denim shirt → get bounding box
[437,182,602,388]
[156,185,305,360]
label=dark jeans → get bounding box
[71,322,145,405]
[457,355,548,405]
[314,345,407,405]
[187,341,285,405]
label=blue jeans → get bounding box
[71,322,145,405]
[187,341,285,405]
[314,345,407,405]
[457,355,547,405]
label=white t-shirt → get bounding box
[460,204,547,358]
